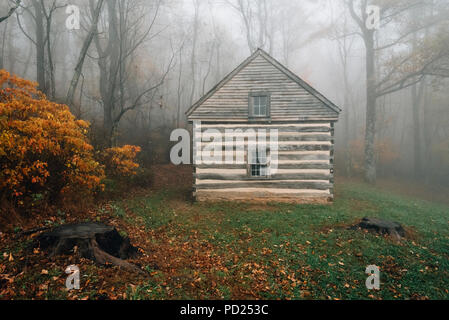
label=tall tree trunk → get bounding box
[66,0,104,107]
[45,10,55,99]
[98,0,120,147]
[0,20,7,69]
[343,88,351,176]
[32,0,46,94]
[411,84,420,179]
[22,45,32,77]
[189,0,200,106]
[176,45,183,128]
[364,30,377,183]
[411,81,425,179]
[422,85,431,184]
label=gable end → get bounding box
[186,49,341,121]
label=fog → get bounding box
[1,0,448,186]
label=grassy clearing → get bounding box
[111,181,449,300]
[1,178,448,300]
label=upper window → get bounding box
[249,92,270,118]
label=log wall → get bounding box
[193,122,335,204]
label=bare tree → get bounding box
[346,0,449,183]
[0,0,21,24]
[66,0,104,107]
[225,0,274,54]
[189,0,201,106]
[92,0,172,147]
[16,0,64,97]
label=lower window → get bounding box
[249,150,269,178]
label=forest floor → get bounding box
[1,165,448,300]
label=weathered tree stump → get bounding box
[351,217,406,240]
[37,222,144,274]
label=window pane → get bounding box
[252,95,267,116]
[253,96,259,116]
[250,164,269,177]
[250,156,269,177]
[251,164,259,176]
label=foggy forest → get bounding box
[1,0,448,185]
[1,0,449,302]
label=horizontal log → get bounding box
[195,181,332,190]
[196,163,332,170]
[276,163,332,170]
[199,122,331,128]
[279,153,331,161]
[277,134,332,142]
[195,191,331,198]
[279,144,332,151]
[194,191,332,204]
[195,134,331,141]
[196,164,247,170]
[196,140,331,146]
[196,144,332,152]
[195,172,332,181]
[196,126,331,133]
[193,152,332,161]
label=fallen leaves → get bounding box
[0,165,448,301]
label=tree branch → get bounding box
[0,0,21,24]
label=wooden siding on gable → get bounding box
[188,54,339,121]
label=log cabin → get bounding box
[186,48,341,204]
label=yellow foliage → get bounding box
[0,70,105,202]
[101,145,141,178]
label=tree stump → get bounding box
[351,217,406,240]
[37,222,144,274]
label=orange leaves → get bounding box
[100,145,141,178]
[0,71,104,203]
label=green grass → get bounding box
[112,182,449,299]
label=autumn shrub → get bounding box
[100,145,141,179]
[0,70,105,206]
